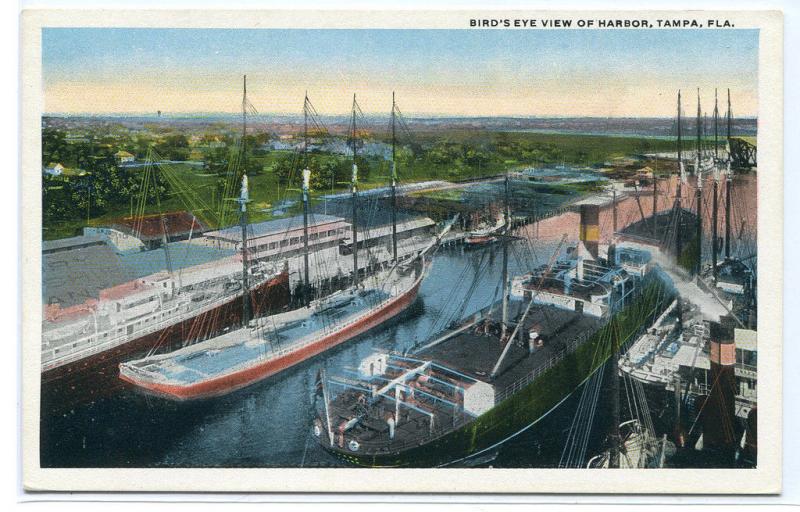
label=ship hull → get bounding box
[120,270,425,401]
[321,278,671,468]
[464,235,497,248]
[40,270,290,416]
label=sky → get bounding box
[42,28,759,117]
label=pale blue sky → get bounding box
[42,28,759,116]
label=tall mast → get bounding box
[302,93,311,304]
[652,161,657,238]
[390,92,398,263]
[500,173,510,340]
[610,327,621,468]
[350,94,360,287]
[712,89,719,280]
[242,75,247,176]
[725,89,732,259]
[714,89,719,160]
[696,89,702,170]
[676,90,683,259]
[240,75,251,326]
[695,90,703,276]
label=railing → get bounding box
[493,279,668,405]
[134,271,424,382]
[493,330,591,404]
[40,273,278,371]
[689,383,757,405]
[325,409,476,456]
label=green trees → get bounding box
[42,129,171,232]
[155,133,190,161]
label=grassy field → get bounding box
[43,131,683,240]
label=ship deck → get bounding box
[321,301,606,457]
[123,287,393,384]
[420,304,604,391]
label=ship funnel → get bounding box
[702,318,737,461]
[578,204,599,260]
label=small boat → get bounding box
[464,216,506,247]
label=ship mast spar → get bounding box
[350,94,360,288]
[240,74,251,326]
[390,92,399,264]
[712,89,720,281]
[725,89,732,260]
[651,163,657,239]
[500,172,510,340]
[302,92,311,304]
[695,89,703,277]
[675,90,683,260]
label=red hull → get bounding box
[464,235,497,246]
[40,271,290,415]
[120,275,424,401]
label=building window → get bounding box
[328,230,336,237]
[280,240,289,248]
[310,233,319,241]
[269,242,277,250]
[290,237,299,245]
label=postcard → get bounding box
[20,9,782,494]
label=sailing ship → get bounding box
[616,90,700,271]
[617,90,758,466]
[312,174,674,467]
[40,76,290,414]
[697,89,757,327]
[119,93,450,401]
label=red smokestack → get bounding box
[702,318,738,461]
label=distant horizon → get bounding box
[43,28,759,118]
[41,112,759,121]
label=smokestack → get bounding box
[579,204,600,260]
[702,318,738,462]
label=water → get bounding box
[44,238,608,468]
[44,171,754,468]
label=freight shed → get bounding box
[97,211,208,250]
[203,214,350,261]
[42,235,133,308]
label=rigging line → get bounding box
[580,360,606,465]
[560,365,595,467]
[438,249,492,333]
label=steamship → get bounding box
[313,196,674,467]
[41,76,292,415]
